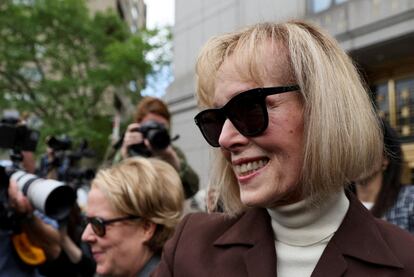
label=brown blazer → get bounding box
[153,193,414,276]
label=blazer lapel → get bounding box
[311,239,347,277]
[312,192,403,277]
[214,208,277,277]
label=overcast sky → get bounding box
[141,0,174,97]
[145,0,174,28]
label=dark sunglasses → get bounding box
[194,85,300,147]
[84,215,140,237]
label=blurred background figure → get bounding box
[112,96,199,210]
[1,110,63,277]
[34,136,96,277]
[355,119,414,233]
[2,180,61,277]
[37,136,72,181]
[82,157,184,277]
[37,202,96,277]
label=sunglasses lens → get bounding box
[227,93,266,136]
[196,91,268,147]
[90,218,105,237]
[196,111,225,147]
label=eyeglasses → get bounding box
[84,215,140,237]
[194,85,300,147]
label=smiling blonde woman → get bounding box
[152,20,414,277]
[82,157,184,277]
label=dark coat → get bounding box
[152,193,414,277]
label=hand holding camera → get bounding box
[121,121,171,155]
[120,120,180,170]
[121,122,145,158]
[8,179,33,216]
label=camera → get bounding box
[0,117,40,152]
[11,171,76,221]
[128,121,171,156]
[46,135,72,151]
[1,120,76,230]
[64,140,96,188]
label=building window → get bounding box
[307,0,348,14]
[396,77,414,139]
[374,76,414,142]
[375,82,389,122]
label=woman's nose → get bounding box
[218,119,249,150]
[81,223,96,243]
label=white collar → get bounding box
[267,190,349,246]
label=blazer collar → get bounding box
[312,192,403,276]
[214,208,277,277]
[211,193,403,277]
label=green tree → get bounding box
[0,0,170,161]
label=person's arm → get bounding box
[120,123,144,159]
[20,215,61,260]
[8,180,61,260]
[59,225,82,263]
[151,145,181,170]
[21,150,36,173]
[173,146,200,199]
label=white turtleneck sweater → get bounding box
[267,191,349,277]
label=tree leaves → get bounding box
[0,0,170,160]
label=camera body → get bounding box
[1,121,76,230]
[46,136,72,152]
[128,121,171,156]
[0,118,40,152]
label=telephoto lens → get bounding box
[11,171,76,221]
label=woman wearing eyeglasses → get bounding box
[81,157,184,277]
[152,20,414,276]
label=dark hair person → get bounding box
[152,20,414,276]
[356,119,414,233]
[117,97,200,200]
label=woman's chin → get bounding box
[96,265,110,276]
[240,192,266,207]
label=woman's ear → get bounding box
[141,220,157,242]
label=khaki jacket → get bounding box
[153,193,414,276]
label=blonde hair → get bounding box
[196,20,383,216]
[91,157,184,252]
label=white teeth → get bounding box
[234,159,268,176]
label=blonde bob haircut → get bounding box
[196,20,383,216]
[91,157,184,253]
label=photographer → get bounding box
[37,136,72,181]
[0,112,73,276]
[115,97,199,200]
[0,180,61,277]
[35,137,96,277]
[8,179,61,258]
[1,171,62,277]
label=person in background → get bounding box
[82,157,184,277]
[153,20,414,276]
[355,119,414,233]
[1,112,60,277]
[1,180,61,277]
[35,138,96,277]
[37,203,96,277]
[115,97,199,201]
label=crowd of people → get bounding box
[1,19,414,277]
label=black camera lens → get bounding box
[129,121,171,152]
